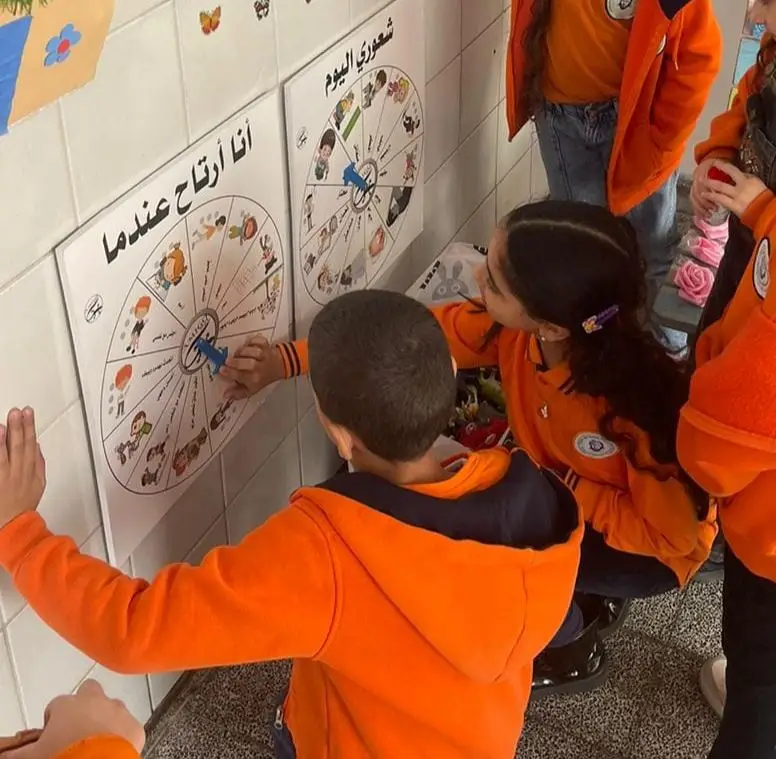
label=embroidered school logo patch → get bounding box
[574,433,618,459]
[606,0,637,21]
[754,238,771,300]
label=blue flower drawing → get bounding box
[44,24,82,67]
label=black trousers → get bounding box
[710,546,776,759]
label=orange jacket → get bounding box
[694,37,772,165]
[678,192,776,582]
[0,449,582,759]
[54,737,138,759]
[505,0,721,215]
[281,305,716,586]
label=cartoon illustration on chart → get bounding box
[292,64,424,309]
[98,195,286,496]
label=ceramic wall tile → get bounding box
[497,150,531,219]
[0,632,24,733]
[0,257,79,433]
[351,0,393,26]
[110,0,166,30]
[461,0,503,49]
[497,101,531,182]
[226,431,301,544]
[425,56,461,177]
[425,0,461,81]
[530,142,549,200]
[457,190,495,246]
[274,0,351,80]
[457,106,498,222]
[61,3,187,218]
[460,17,503,140]
[176,0,279,139]
[0,107,75,289]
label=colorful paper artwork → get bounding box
[0,0,114,135]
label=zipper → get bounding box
[274,705,284,731]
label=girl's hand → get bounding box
[0,408,45,531]
[691,159,719,219]
[702,160,768,219]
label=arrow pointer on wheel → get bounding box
[343,162,369,192]
[195,338,228,373]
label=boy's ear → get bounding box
[314,401,355,461]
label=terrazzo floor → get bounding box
[143,578,724,759]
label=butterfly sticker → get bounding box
[199,6,221,35]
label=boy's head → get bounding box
[309,290,456,465]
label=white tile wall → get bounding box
[0,0,540,726]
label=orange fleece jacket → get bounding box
[53,737,138,759]
[678,194,776,582]
[280,307,715,586]
[505,0,721,215]
[0,449,582,759]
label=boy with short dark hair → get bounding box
[0,290,582,759]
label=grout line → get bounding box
[170,0,192,144]
[2,627,31,728]
[108,0,172,37]
[57,101,82,226]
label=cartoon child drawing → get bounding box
[258,275,281,318]
[260,234,277,273]
[334,91,355,130]
[363,69,387,109]
[404,147,417,184]
[368,227,386,259]
[191,214,226,249]
[173,428,208,478]
[403,113,421,136]
[317,264,335,295]
[113,364,132,418]
[304,193,314,233]
[315,129,336,181]
[210,398,234,432]
[387,185,413,227]
[115,411,152,466]
[141,437,169,487]
[127,296,151,354]
[228,214,259,245]
[387,77,409,104]
[152,244,187,301]
[304,250,317,275]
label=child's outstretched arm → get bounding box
[679,194,776,496]
[221,301,501,396]
[0,410,335,674]
[649,0,721,156]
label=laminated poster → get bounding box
[0,0,114,135]
[284,0,425,329]
[56,91,292,565]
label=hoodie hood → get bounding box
[300,448,582,683]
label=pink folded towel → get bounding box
[674,260,715,307]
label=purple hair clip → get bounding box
[581,305,619,334]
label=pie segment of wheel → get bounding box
[300,66,424,306]
[100,195,285,494]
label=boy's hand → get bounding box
[702,160,768,219]
[1,680,145,759]
[691,159,719,219]
[220,335,285,400]
[0,408,45,530]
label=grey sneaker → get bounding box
[700,656,726,718]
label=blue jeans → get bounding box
[535,100,686,354]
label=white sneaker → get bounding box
[700,656,727,717]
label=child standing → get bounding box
[505,0,721,353]
[223,201,717,697]
[0,291,583,759]
[682,3,776,755]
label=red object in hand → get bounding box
[708,166,735,185]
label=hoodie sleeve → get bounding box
[678,198,776,496]
[565,465,702,563]
[430,303,500,370]
[649,0,721,156]
[0,506,335,674]
[53,737,139,759]
[694,55,758,164]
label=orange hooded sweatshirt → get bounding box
[678,192,776,582]
[55,737,138,759]
[505,0,721,215]
[0,448,582,759]
[279,304,716,587]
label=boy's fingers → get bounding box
[705,180,736,197]
[76,679,106,698]
[246,334,270,349]
[6,410,23,471]
[21,408,36,479]
[223,357,261,373]
[0,425,7,468]
[223,384,250,401]
[232,345,268,362]
[36,445,46,483]
[704,191,735,211]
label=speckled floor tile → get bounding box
[622,590,683,639]
[627,647,719,759]
[516,720,619,759]
[669,580,723,660]
[527,631,664,756]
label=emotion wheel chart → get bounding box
[300,65,423,305]
[100,195,285,495]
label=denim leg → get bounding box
[626,172,687,353]
[534,101,614,206]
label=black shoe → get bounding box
[530,611,608,700]
[597,596,631,639]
